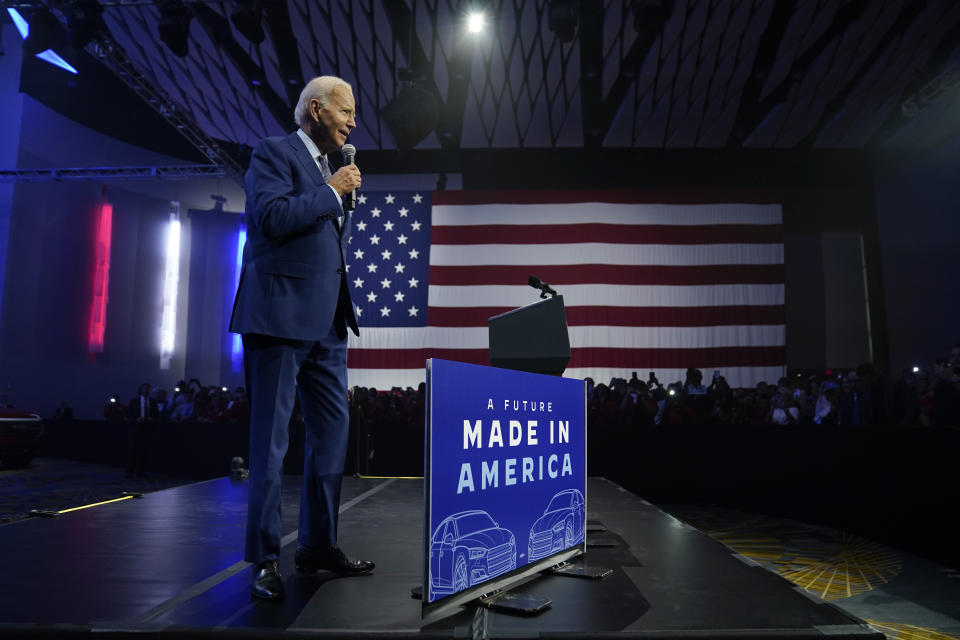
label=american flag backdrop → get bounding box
[344,191,785,390]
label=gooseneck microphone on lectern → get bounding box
[528,275,557,298]
[341,144,357,211]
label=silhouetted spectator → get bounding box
[814,380,839,425]
[53,400,73,421]
[126,382,158,477]
[933,361,960,426]
[171,389,195,422]
[153,388,171,423]
[913,373,935,427]
[619,378,653,428]
[837,373,862,425]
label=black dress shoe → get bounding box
[251,560,285,600]
[295,545,374,576]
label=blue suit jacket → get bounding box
[229,131,359,340]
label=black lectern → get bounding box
[488,295,571,376]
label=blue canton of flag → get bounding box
[345,190,431,327]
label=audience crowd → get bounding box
[344,343,960,431]
[100,379,249,424]
[586,358,960,429]
[592,344,960,428]
[348,384,426,431]
[38,342,960,431]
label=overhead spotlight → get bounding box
[157,0,193,57]
[547,0,578,43]
[67,0,107,50]
[382,70,439,150]
[467,11,484,33]
[230,0,265,44]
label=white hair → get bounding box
[294,76,352,127]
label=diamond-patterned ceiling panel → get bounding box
[33,0,960,159]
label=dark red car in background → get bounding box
[0,409,43,468]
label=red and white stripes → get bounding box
[347,192,785,390]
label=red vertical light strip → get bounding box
[87,201,113,361]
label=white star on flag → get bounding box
[344,190,431,328]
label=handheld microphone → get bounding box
[341,144,356,211]
[528,275,557,298]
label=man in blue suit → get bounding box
[230,75,373,601]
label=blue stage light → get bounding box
[231,226,246,371]
[35,49,79,74]
[9,7,81,75]
[7,7,29,39]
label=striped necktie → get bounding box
[317,154,342,231]
[317,154,332,181]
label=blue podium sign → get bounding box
[423,358,587,615]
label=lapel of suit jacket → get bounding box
[288,132,348,236]
[287,131,325,188]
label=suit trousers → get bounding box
[242,318,349,563]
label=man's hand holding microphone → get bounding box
[326,144,359,211]
[326,164,361,200]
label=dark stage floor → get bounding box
[0,472,890,639]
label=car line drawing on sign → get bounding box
[429,510,517,597]
[527,489,585,561]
